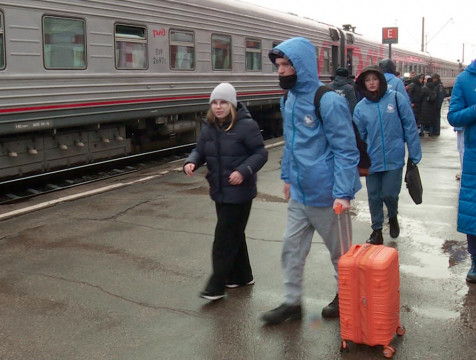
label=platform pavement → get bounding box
[0,101,475,360]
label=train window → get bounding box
[0,12,4,70]
[315,46,319,70]
[43,16,86,69]
[329,28,339,41]
[212,34,232,71]
[115,24,147,69]
[346,33,354,44]
[322,48,330,75]
[170,30,195,70]
[245,38,261,71]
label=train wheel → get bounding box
[383,345,396,358]
[340,340,349,353]
[396,325,406,336]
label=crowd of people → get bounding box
[183,36,475,325]
[405,71,446,136]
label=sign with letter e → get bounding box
[382,27,398,44]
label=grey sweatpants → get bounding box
[282,199,352,305]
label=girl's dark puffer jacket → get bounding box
[185,102,268,204]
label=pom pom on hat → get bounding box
[210,82,237,107]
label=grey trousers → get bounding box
[282,199,352,305]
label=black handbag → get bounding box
[405,158,423,204]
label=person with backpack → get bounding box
[261,37,361,325]
[353,65,422,245]
[419,75,439,136]
[329,67,358,113]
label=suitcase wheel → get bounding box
[396,325,406,336]
[340,340,349,353]
[383,345,396,358]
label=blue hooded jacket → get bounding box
[273,37,361,207]
[448,59,476,236]
[384,73,411,104]
[354,65,422,173]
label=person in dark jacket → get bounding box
[354,66,422,244]
[432,73,446,135]
[447,58,476,283]
[184,82,268,300]
[419,76,438,136]
[329,67,358,113]
[407,73,425,125]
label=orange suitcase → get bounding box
[338,244,405,358]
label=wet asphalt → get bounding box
[0,101,475,360]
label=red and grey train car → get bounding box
[0,0,461,180]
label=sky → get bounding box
[241,0,475,65]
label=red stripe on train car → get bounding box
[0,91,284,114]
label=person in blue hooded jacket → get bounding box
[353,65,422,245]
[261,37,361,325]
[379,58,411,104]
[447,59,476,283]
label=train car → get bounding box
[344,29,461,93]
[0,0,461,181]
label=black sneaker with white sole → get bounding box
[225,279,255,289]
[199,290,225,301]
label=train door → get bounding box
[332,45,339,75]
[346,49,353,75]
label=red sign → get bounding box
[382,27,398,44]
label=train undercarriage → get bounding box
[0,104,281,183]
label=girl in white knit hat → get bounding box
[183,83,268,300]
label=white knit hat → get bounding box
[209,82,237,107]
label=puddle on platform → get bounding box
[413,306,460,320]
[442,239,469,267]
[400,250,451,279]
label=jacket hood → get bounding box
[236,101,252,120]
[379,58,396,75]
[356,65,387,102]
[466,59,476,75]
[271,37,319,94]
[332,75,349,87]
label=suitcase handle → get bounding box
[347,244,361,256]
[335,203,352,256]
[334,203,343,215]
[345,243,373,257]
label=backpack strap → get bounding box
[395,91,405,140]
[282,85,334,121]
[314,86,335,121]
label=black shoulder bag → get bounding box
[395,92,423,204]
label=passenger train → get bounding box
[0,0,462,181]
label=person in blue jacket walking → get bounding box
[354,65,422,245]
[379,58,411,104]
[261,37,361,324]
[447,59,476,283]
